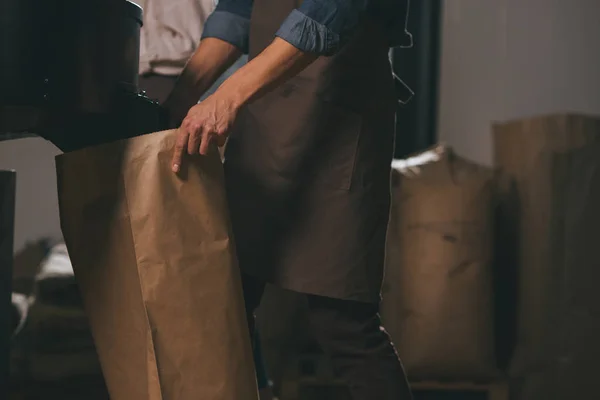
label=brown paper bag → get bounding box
[55,130,258,400]
[382,145,499,380]
[494,114,600,399]
[514,146,600,400]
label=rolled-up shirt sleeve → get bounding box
[202,0,253,53]
[276,0,369,56]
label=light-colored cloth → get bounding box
[139,0,217,76]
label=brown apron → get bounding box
[224,0,396,303]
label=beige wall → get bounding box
[0,138,62,253]
[437,0,600,165]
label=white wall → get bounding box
[0,138,62,253]
[437,0,600,165]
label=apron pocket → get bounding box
[306,99,363,191]
[238,83,363,192]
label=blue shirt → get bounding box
[202,0,410,56]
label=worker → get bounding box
[138,1,275,399]
[164,0,413,398]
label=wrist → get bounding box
[217,70,259,109]
[225,86,252,110]
[208,88,246,117]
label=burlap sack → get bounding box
[381,145,498,380]
[55,130,258,400]
[494,114,600,399]
[0,170,16,396]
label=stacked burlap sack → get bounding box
[381,145,500,380]
[9,240,49,383]
[9,243,102,383]
[494,113,600,400]
[25,243,102,381]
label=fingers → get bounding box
[187,124,202,155]
[187,122,213,156]
[199,126,229,155]
[199,127,213,155]
[172,123,214,173]
[172,127,189,173]
[173,112,228,170]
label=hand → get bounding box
[171,94,240,173]
[170,37,317,173]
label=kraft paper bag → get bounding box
[515,145,600,400]
[55,130,258,400]
[382,145,499,380]
[494,114,600,399]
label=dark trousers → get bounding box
[242,273,413,400]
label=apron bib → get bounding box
[224,0,396,303]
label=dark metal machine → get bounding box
[0,172,16,398]
[0,0,167,151]
[0,2,166,395]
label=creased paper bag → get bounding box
[493,114,600,399]
[55,130,258,400]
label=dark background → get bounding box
[392,0,443,158]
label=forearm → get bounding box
[215,38,318,108]
[164,38,242,123]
